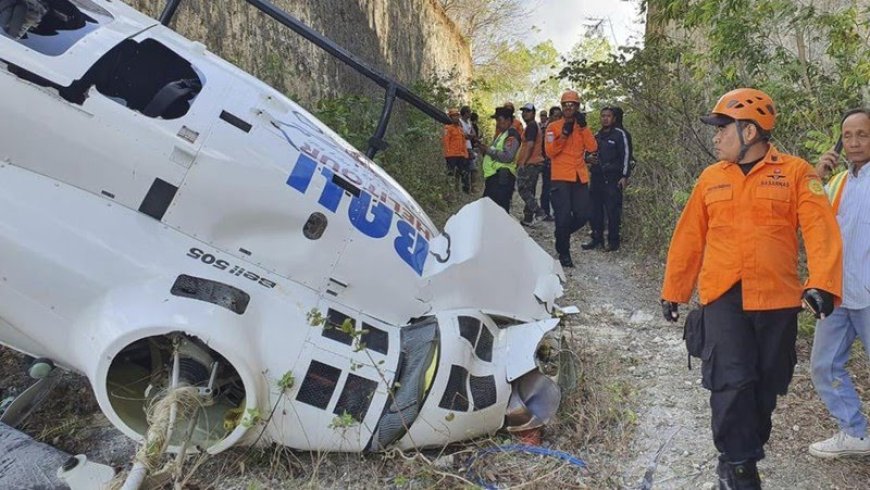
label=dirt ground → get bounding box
[2,199,870,489]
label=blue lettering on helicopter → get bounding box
[287,154,429,275]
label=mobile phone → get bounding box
[802,298,819,317]
[834,137,843,155]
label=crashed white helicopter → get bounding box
[0,0,570,471]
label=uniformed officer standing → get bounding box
[544,90,598,267]
[660,88,843,489]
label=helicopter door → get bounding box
[0,30,219,218]
[162,87,358,292]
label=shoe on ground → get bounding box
[534,209,547,220]
[581,237,603,250]
[558,254,574,268]
[520,216,534,227]
[541,214,554,222]
[717,458,761,490]
[605,242,620,252]
[809,431,870,458]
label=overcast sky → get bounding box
[526,0,646,53]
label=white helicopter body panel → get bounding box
[0,0,566,454]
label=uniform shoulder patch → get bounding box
[808,179,825,196]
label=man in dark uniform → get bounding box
[584,106,631,251]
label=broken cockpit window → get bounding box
[70,38,203,119]
[7,37,204,120]
[0,0,113,55]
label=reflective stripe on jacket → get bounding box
[661,145,843,310]
[827,170,848,213]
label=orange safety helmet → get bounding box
[560,90,581,105]
[700,88,776,131]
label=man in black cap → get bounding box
[475,107,521,212]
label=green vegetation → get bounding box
[559,0,869,258]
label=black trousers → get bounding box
[589,173,623,244]
[702,283,799,462]
[483,169,515,213]
[550,180,590,256]
[446,157,470,192]
[540,159,552,215]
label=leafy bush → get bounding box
[560,0,869,257]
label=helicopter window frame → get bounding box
[1,0,114,57]
[69,37,204,120]
[5,36,205,120]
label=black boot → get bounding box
[558,254,574,268]
[605,241,620,252]
[717,458,761,490]
[581,234,603,250]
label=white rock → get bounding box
[432,455,453,469]
[702,483,716,490]
[653,336,664,343]
[629,310,655,325]
[793,425,800,432]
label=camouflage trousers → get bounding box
[517,164,543,219]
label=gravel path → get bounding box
[523,215,870,489]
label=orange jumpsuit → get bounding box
[544,118,598,183]
[661,145,842,309]
[442,124,468,158]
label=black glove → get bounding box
[661,300,679,322]
[561,119,575,136]
[0,0,47,39]
[802,288,835,319]
[575,112,587,128]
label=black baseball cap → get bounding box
[490,107,514,119]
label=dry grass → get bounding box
[175,329,636,489]
[766,337,870,484]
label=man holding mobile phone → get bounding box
[809,108,870,459]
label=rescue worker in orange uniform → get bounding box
[661,88,843,489]
[442,108,470,193]
[544,90,597,267]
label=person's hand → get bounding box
[802,288,835,319]
[816,148,841,179]
[0,0,47,39]
[618,177,629,189]
[575,112,588,128]
[661,300,679,322]
[586,152,598,165]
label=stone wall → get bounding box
[129,0,471,108]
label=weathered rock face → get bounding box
[130,0,471,107]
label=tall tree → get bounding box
[437,0,537,66]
